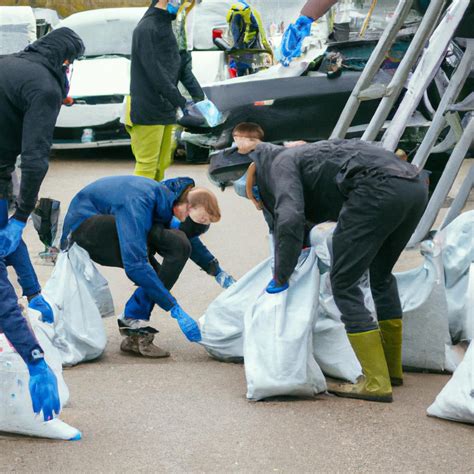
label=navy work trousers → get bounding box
[330,173,429,333]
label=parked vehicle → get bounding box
[0,6,37,55]
[53,2,234,149]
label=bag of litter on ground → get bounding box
[42,244,108,366]
[427,341,474,424]
[244,249,327,400]
[0,310,81,439]
[310,223,362,382]
[199,258,272,362]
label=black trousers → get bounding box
[71,215,191,292]
[330,173,428,333]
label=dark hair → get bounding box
[232,122,265,140]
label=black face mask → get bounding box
[179,216,210,238]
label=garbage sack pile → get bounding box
[42,244,111,367]
[427,341,474,424]
[0,310,81,440]
[312,212,474,373]
[200,226,362,400]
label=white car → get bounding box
[53,3,233,149]
[53,8,145,149]
[0,6,37,55]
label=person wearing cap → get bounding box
[61,175,235,357]
[0,28,85,426]
[208,123,429,403]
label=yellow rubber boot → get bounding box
[379,319,403,386]
[328,329,393,403]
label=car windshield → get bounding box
[57,8,146,57]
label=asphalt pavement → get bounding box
[1,150,473,472]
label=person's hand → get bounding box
[266,278,289,294]
[279,15,314,66]
[29,294,54,324]
[284,140,307,148]
[215,270,236,289]
[170,304,202,342]
[0,218,26,257]
[27,359,61,421]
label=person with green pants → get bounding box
[127,0,188,181]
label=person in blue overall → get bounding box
[61,175,234,358]
[0,28,84,427]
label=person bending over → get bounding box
[61,175,234,357]
[209,123,429,403]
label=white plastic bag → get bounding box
[67,244,115,318]
[193,99,225,127]
[0,310,81,440]
[199,258,272,362]
[440,211,474,342]
[42,244,107,366]
[427,341,474,424]
[244,250,327,400]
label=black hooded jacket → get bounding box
[250,139,420,285]
[0,27,84,221]
[130,6,187,125]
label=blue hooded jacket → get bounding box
[61,175,194,311]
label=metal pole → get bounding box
[411,41,474,169]
[361,0,447,142]
[330,0,414,139]
[382,0,471,152]
[440,164,474,230]
[408,116,474,247]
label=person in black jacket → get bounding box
[125,0,188,182]
[209,125,429,403]
[0,27,84,423]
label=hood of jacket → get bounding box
[161,177,195,203]
[15,27,85,98]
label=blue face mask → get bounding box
[167,0,180,15]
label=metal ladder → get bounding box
[330,0,472,245]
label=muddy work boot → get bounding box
[327,329,393,403]
[120,334,170,358]
[379,319,403,386]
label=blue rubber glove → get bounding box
[170,304,202,342]
[29,294,54,324]
[266,278,289,294]
[27,359,61,422]
[0,218,26,257]
[167,0,180,15]
[279,15,314,66]
[215,270,236,289]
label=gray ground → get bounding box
[1,151,473,473]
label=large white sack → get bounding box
[427,341,474,424]
[440,210,474,343]
[42,244,107,366]
[309,221,462,373]
[67,243,115,319]
[244,250,327,401]
[199,258,272,362]
[0,310,81,440]
[396,239,455,372]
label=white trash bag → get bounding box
[199,258,272,362]
[244,250,327,400]
[42,244,108,366]
[427,341,474,424]
[0,310,81,440]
